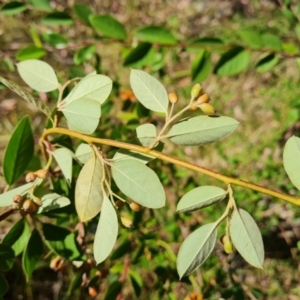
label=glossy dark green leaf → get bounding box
[0,183,34,207]
[166,116,239,146]
[191,49,212,82]
[73,45,96,65]
[0,273,8,296]
[0,2,27,15]
[89,14,126,40]
[73,4,92,24]
[238,29,262,49]
[42,12,74,26]
[189,37,223,47]
[2,218,31,256]
[16,45,46,61]
[129,270,142,297]
[29,0,52,11]
[0,76,52,118]
[283,136,300,190]
[42,32,67,48]
[22,229,44,280]
[103,281,122,300]
[214,46,250,76]
[262,33,282,51]
[93,196,118,264]
[177,223,218,278]
[42,223,82,260]
[123,43,152,66]
[135,26,177,45]
[3,116,34,185]
[230,209,264,268]
[0,244,15,272]
[255,53,279,73]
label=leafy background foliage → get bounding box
[0,0,300,299]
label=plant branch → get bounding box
[41,127,300,206]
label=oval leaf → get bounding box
[0,2,27,15]
[75,154,104,221]
[136,123,157,147]
[75,143,93,164]
[42,12,74,25]
[3,116,34,185]
[16,45,46,61]
[0,183,34,207]
[74,45,96,65]
[94,196,118,264]
[37,193,71,214]
[283,136,300,191]
[166,116,239,146]
[123,43,152,66]
[135,26,177,45]
[214,47,250,76]
[0,75,52,118]
[22,229,44,281]
[230,209,264,269]
[262,33,282,51]
[52,147,74,184]
[62,74,112,105]
[191,49,212,82]
[42,32,67,49]
[17,59,59,92]
[130,69,169,113]
[238,29,262,49]
[73,4,92,24]
[111,160,165,208]
[2,218,31,256]
[177,186,227,212]
[60,99,101,134]
[256,53,279,73]
[113,149,155,165]
[177,223,218,279]
[89,14,126,40]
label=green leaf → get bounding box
[0,273,8,297]
[0,76,52,118]
[166,116,239,146]
[230,209,264,269]
[177,186,227,212]
[135,26,177,45]
[94,196,118,264]
[113,149,155,165]
[136,123,157,147]
[36,193,71,214]
[61,74,112,105]
[42,32,67,48]
[261,33,282,51]
[17,59,59,92]
[22,229,44,280]
[111,160,165,209]
[0,183,34,207]
[73,4,92,24]
[191,49,212,82]
[0,2,27,15]
[238,29,262,49]
[29,0,52,11]
[189,37,223,48]
[103,281,122,300]
[0,244,15,272]
[43,223,82,260]
[16,46,46,61]
[214,47,250,76]
[255,53,279,73]
[75,154,104,222]
[42,12,74,25]
[130,69,169,114]
[129,270,143,297]
[123,43,152,66]
[52,147,74,184]
[75,143,93,164]
[60,99,101,134]
[3,116,34,185]
[89,14,126,40]
[2,218,31,256]
[283,136,300,190]
[74,45,96,65]
[177,223,218,278]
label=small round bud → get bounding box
[12,202,20,210]
[88,287,98,298]
[190,101,199,111]
[25,172,37,182]
[32,196,43,206]
[168,93,178,104]
[34,169,50,180]
[198,103,216,115]
[50,256,64,271]
[121,217,133,228]
[115,200,125,209]
[129,201,142,212]
[220,234,227,244]
[196,93,210,104]
[22,199,37,214]
[13,194,23,204]
[191,83,202,100]
[224,240,233,254]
